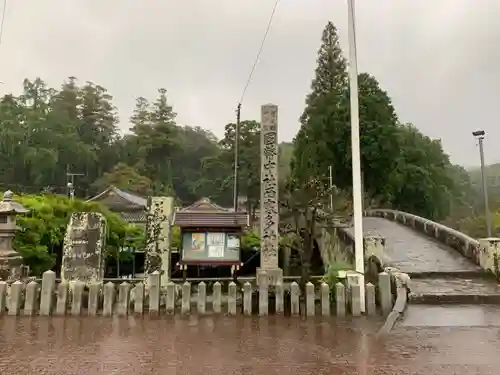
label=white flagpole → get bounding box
[347,0,365,312]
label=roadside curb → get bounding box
[376,286,408,337]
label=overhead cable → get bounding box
[238,0,280,105]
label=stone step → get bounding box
[411,294,500,304]
[399,304,500,327]
[410,276,500,305]
[408,271,494,279]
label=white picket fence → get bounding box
[0,271,394,317]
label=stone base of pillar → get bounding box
[256,267,283,286]
[0,251,23,281]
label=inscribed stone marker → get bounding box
[257,104,283,286]
[61,212,106,284]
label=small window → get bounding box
[0,216,7,224]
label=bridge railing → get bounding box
[364,209,500,276]
[324,226,387,277]
[313,209,387,271]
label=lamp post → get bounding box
[67,182,74,200]
[66,170,84,200]
[347,0,365,311]
[472,130,492,237]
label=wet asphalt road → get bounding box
[1,315,500,375]
[1,219,497,374]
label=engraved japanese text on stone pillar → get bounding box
[260,104,279,269]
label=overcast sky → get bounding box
[1,0,499,167]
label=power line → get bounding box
[0,0,7,47]
[238,0,280,105]
[232,0,279,211]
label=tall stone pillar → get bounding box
[145,196,175,286]
[256,104,283,286]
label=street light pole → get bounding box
[473,130,492,237]
[66,166,84,201]
[347,0,365,311]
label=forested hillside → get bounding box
[0,77,293,209]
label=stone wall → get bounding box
[0,270,394,318]
[319,226,386,271]
[365,209,500,277]
[317,227,354,266]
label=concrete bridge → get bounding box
[337,209,500,306]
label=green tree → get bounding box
[456,212,500,239]
[132,89,178,195]
[291,21,459,220]
[170,126,221,203]
[14,194,134,276]
[441,164,475,226]
[278,142,293,185]
[219,120,261,216]
[292,22,348,183]
[194,155,233,206]
[301,21,347,119]
[17,79,59,189]
[386,123,454,219]
[292,28,401,198]
[93,163,153,195]
[0,76,229,207]
[49,77,97,191]
[280,176,349,285]
[77,81,119,193]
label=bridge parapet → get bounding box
[319,226,386,278]
[365,209,500,277]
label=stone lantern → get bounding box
[0,190,29,281]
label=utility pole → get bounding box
[233,103,241,212]
[347,0,365,312]
[328,165,334,210]
[473,130,492,237]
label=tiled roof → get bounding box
[87,186,147,208]
[174,212,249,227]
[174,197,249,228]
[182,197,228,212]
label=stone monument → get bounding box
[145,196,175,285]
[256,104,283,286]
[61,212,107,283]
[0,190,29,281]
